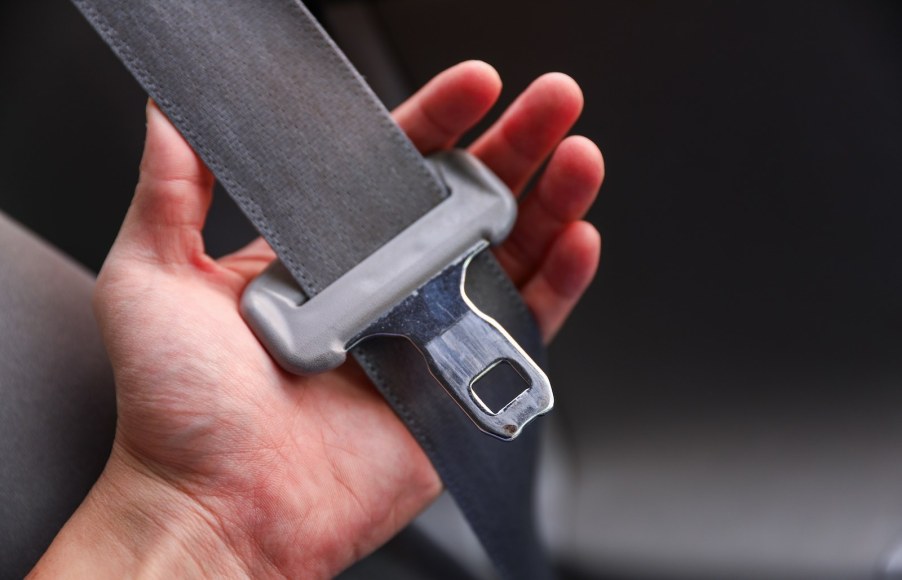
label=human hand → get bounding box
[32,61,602,578]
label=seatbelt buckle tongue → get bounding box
[358,240,553,440]
[241,150,553,440]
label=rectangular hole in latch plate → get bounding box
[470,359,532,415]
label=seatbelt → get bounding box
[70,1,554,578]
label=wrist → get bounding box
[30,444,262,579]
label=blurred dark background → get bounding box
[3,1,902,578]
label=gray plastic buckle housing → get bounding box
[241,150,553,440]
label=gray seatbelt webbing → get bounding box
[70,1,553,578]
[73,0,444,294]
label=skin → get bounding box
[30,61,603,578]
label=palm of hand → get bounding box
[94,62,602,577]
[99,255,434,574]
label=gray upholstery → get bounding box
[0,213,116,579]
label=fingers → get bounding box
[114,101,215,267]
[396,65,602,343]
[495,134,603,343]
[494,135,603,286]
[470,73,583,194]
[521,221,601,343]
[393,60,502,154]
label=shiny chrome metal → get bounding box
[353,241,553,440]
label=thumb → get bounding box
[115,100,215,266]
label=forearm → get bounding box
[30,447,259,579]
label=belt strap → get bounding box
[70,1,552,578]
[74,0,444,292]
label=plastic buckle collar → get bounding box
[241,150,553,440]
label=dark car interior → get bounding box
[3,1,902,578]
